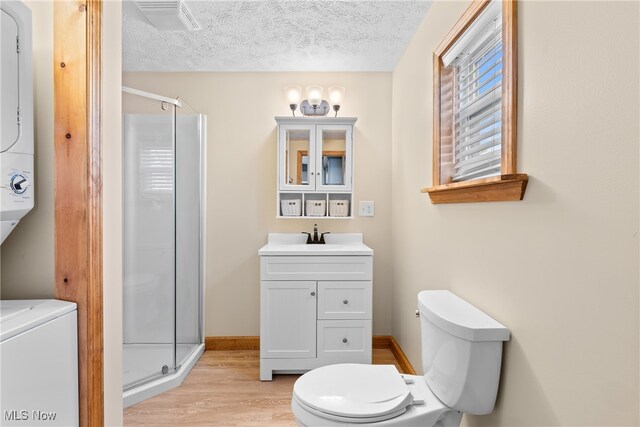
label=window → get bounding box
[424,0,528,204]
[139,147,173,198]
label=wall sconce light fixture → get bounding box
[284,85,302,116]
[285,85,346,117]
[328,86,346,117]
[300,86,329,116]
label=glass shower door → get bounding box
[174,106,204,369]
[122,92,177,390]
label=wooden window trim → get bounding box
[423,0,528,204]
[421,173,528,204]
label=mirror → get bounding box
[321,152,345,185]
[285,129,311,186]
[297,150,346,186]
[296,151,309,185]
[320,129,347,186]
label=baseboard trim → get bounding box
[205,335,416,374]
[371,335,417,375]
[388,336,417,375]
[372,335,390,349]
[205,336,260,351]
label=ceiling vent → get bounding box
[135,0,200,31]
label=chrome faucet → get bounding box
[302,224,330,244]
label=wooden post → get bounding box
[53,1,103,425]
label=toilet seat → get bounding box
[293,364,415,423]
[293,395,409,424]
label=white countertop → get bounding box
[259,233,373,256]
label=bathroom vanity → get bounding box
[258,233,373,381]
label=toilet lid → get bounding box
[293,364,414,420]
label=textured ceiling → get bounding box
[123,1,432,72]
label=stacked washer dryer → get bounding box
[0,2,79,426]
[1,0,33,243]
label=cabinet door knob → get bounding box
[415,309,420,318]
[343,299,348,305]
[311,292,316,296]
[342,338,348,343]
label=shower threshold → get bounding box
[123,342,204,408]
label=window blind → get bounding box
[139,147,173,198]
[449,2,503,182]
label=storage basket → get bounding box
[281,199,301,216]
[329,200,350,217]
[305,200,326,217]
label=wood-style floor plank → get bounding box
[124,349,405,426]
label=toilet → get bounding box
[291,290,510,426]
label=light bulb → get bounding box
[306,86,324,106]
[328,86,345,106]
[284,85,302,105]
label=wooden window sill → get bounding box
[422,174,528,204]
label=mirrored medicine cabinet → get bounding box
[275,117,357,218]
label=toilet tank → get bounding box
[418,290,509,415]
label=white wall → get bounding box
[0,0,54,298]
[391,1,639,425]
[123,72,394,337]
[102,1,123,425]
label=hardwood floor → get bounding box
[124,349,405,426]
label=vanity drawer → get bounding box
[318,281,372,320]
[317,320,372,359]
[261,256,372,281]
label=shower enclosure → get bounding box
[122,87,206,407]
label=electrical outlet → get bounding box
[359,201,375,217]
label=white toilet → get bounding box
[291,290,510,426]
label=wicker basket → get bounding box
[329,200,350,217]
[305,200,326,217]
[281,199,301,216]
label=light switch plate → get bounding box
[359,201,375,217]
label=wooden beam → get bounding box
[54,1,103,425]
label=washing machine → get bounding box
[0,300,79,426]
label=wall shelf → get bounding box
[278,192,353,219]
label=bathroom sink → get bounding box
[259,233,373,256]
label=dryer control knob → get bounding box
[9,174,29,195]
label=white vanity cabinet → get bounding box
[259,233,373,381]
[260,281,318,360]
[275,117,356,218]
